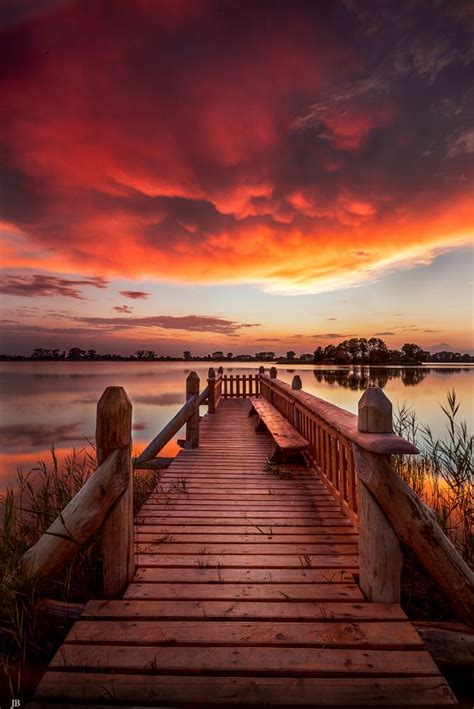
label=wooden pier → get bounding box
[24,369,473,707]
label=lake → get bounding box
[0,361,472,491]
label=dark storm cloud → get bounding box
[119,291,150,300]
[74,314,261,335]
[0,274,108,299]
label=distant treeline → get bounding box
[1,338,473,364]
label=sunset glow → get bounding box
[1,0,473,355]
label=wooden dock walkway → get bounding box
[29,397,457,707]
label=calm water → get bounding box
[0,362,472,490]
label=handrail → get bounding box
[258,370,474,626]
[20,386,134,598]
[135,393,199,464]
[260,373,418,455]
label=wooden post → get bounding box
[185,371,200,448]
[258,366,265,374]
[96,386,133,599]
[207,367,216,414]
[355,388,401,603]
[292,375,302,390]
[217,366,224,374]
[354,445,474,625]
[357,472,402,602]
[358,387,392,433]
[270,367,277,379]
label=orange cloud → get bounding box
[0,0,473,297]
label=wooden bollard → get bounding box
[217,366,224,374]
[185,371,200,448]
[208,367,216,414]
[355,386,401,603]
[270,367,277,379]
[96,386,134,598]
[258,366,265,374]
[292,375,302,390]
[358,386,393,433]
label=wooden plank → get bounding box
[50,645,439,676]
[32,673,457,706]
[81,599,406,621]
[123,582,363,601]
[134,523,354,533]
[133,568,356,583]
[136,553,360,568]
[136,543,359,555]
[135,533,358,543]
[66,619,424,649]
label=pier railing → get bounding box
[259,369,474,626]
[19,366,473,625]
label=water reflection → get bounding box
[0,362,472,489]
[311,366,435,389]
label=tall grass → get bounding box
[393,390,473,564]
[0,445,160,700]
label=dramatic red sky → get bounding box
[1,0,473,355]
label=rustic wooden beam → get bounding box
[357,389,402,602]
[135,395,197,463]
[358,387,393,433]
[185,371,200,449]
[36,598,85,620]
[353,444,474,627]
[413,622,474,669]
[132,457,174,470]
[207,367,216,413]
[358,481,402,602]
[198,384,210,406]
[21,449,123,583]
[97,386,134,599]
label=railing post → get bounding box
[291,375,302,428]
[292,375,302,390]
[356,387,401,603]
[96,386,134,599]
[258,366,265,374]
[207,367,216,414]
[270,367,277,379]
[185,371,200,448]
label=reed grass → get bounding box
[0,444,160,700]
[393,389,473,564]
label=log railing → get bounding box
[258,370,474,626]
[20,370,219,597]
[22,386,133,598]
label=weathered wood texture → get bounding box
[358,481,402,603]
[250,396,309,454]
[356,387,402,603]
[353,445,474,627]
[358,386,393,433]
[31,400,455,707]
[184,371,200,448]
[97,386,134,598]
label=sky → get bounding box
[0,0,473,356]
